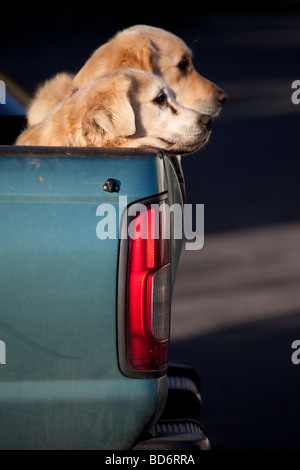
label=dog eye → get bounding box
[177,57,189,71]
[153,92,167,105]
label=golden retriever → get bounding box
[16,69,212,154]
[27,24,227,127]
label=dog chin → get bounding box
[164,136,211,155]
[211,106,223,118]
[193,101,222,119]
[132,132,210,155]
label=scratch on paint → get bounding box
[0,319,82,360]
[29,161,40,168]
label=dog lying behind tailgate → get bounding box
[27,24,227,127]
[16,69,212,154]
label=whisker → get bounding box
[188,37,203,52]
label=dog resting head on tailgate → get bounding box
[27,25,227,127]
[16,69,212,154]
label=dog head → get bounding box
[73,25,227,118]
[67,69,212,154]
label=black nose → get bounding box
[199,113,213,130]
[217,90,228,104]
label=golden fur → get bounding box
[27,25,227,127]
[16,69,212,154]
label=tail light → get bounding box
[118,195,171,378]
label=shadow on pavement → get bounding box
[170,310,300,450]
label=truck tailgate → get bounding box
[0,146,183,449]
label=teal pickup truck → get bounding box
[0,77,209,450]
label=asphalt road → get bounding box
[170,223,300,450]
[2,6,300,450]
[168,13,300,450]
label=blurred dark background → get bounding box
[2,2,300,232]
[1,1,300,450]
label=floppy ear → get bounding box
[74,31,154,89]
[80,76,136,146]
[113,33,154,72]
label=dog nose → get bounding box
[217,90,228,104]
[198,113,213,130]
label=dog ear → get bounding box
[79,75,136,146]
[113,34,154,73]
[74,31,154,89]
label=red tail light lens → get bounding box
[118,196,171,378]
